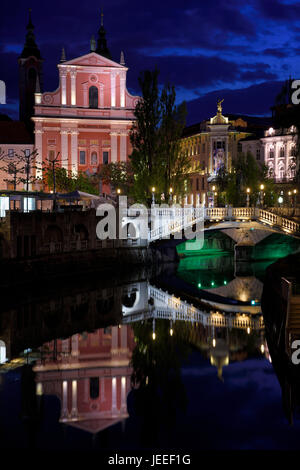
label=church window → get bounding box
[89,86,98,108]
[79,151,86,165]
[103,151,109,164]
[280,147,285,158]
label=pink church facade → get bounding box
[34,325,135,433]
[33,52,139,188]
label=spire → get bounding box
[95,9,111,59]
[60,47,66,62]
[120,51,125,66]
[90,35,96,52]
[20,9,42,60]
[35,74,40,93]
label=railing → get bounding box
[145,285,264,330]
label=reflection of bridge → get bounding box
[122,284,264,331]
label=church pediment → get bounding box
[61,52,126,69]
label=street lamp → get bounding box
[246,187,250,208]
[278,195,283,206]
[117,188,121,195]
[260,184,264,208]
[294,189,298,208]
[169,187,173,204]
[151,186,155,205]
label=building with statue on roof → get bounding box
[0,9,139,197]
[180,100,268,206]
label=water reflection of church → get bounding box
[34,325,135,433]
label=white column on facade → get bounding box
[225,136,229,170]
[61,380,68,421]
[120,72,126,108]
[71,130,78,176]
[112,377,117,414]
[71,380,78,419]
[34,127,43,179]
[274,141,278,180]
[209,137,213,174]
[70,69,77,106]
[60,69,67,106]
[111,72,116,107]
[121,376,126,413]
[60,130,69,171]
[110,132,118,162]
[120,132,127,162]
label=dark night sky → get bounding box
[1,0,300,124]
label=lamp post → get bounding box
[212,185,216,208]
[260,184,264,208]
[278,195,283,207]
[246,187,250,208]
[294,189,298,208]
[117,188,121,195]
[151,186,155,206]
[169,187,173,204]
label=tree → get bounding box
[98,162,134,195]
[130,70,161,204]
[215,151,274,206]
[159,84,190,200]
[0,148,38,191]
[130,70,192,204]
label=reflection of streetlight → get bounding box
[152,318,156,340]
[246,187,250,207]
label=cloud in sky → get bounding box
[0,0,298,122]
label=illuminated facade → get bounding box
[31,13,139,185]
[241,126,297,182]
[34,325,135,432]
[181,101,251,206]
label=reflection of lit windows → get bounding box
[8,148,14,158]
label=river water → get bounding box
[1,232,300,451]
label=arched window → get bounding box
[280,146,285,158]
[91,152,98,165]
[269,147,274,159]
[89,86,98,108]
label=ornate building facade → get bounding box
[181,102,251,205]
[241,126,297,183]
[32,14,139,183]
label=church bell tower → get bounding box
[18,9,43,129]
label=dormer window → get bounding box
[89,86,98,108]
